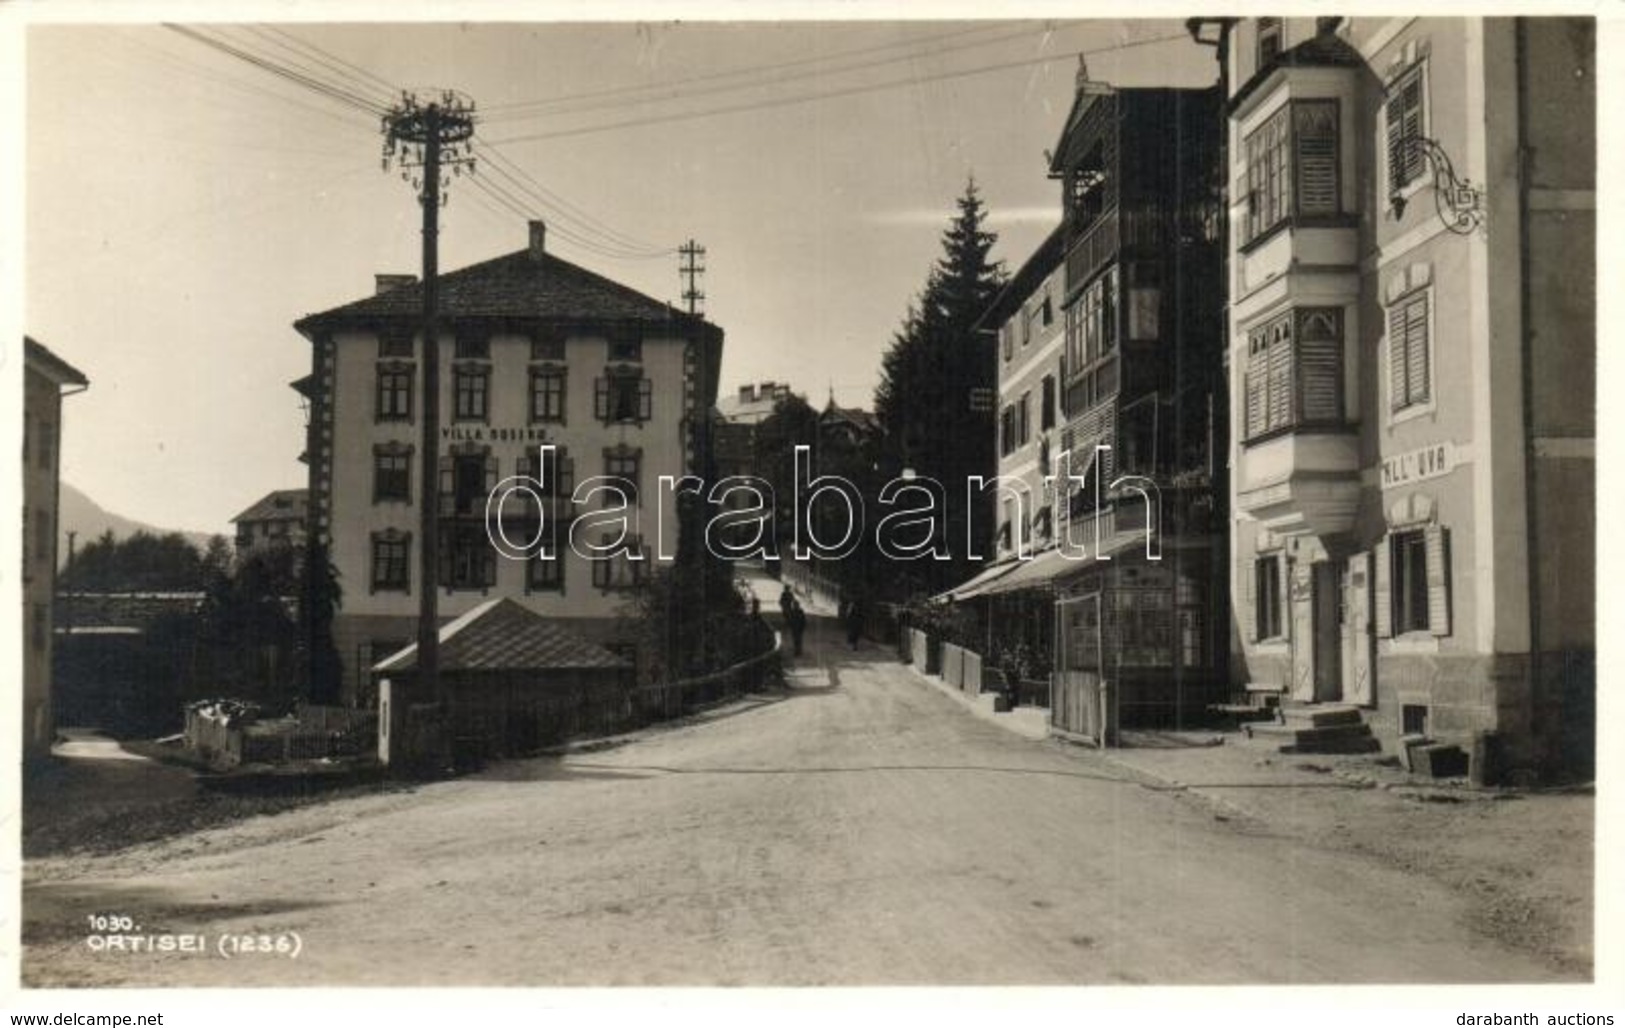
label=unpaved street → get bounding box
[24,615,1565,987]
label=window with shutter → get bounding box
[1296,308,1343,423]
[1392,529,1429,634]
[1387,292,1431,413]
[1293,101,1339,216]
[1373,537,1393,638]
[1255,554,1284,640]
[1386,64,1426,193]
[1424,524,1451,636]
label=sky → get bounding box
[22,15,1217,535]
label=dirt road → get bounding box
[23,616,1566,987]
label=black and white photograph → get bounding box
[7,2,1614,1017]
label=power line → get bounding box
[481,21,1034,120]
[236,24,398,107]
[163,24,389,117]
[485,32,1193,147]
[258,24,402,100]
[471,135,675,256]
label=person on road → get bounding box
[843,594,863,651]
[779,584,795,621]
[787,598,807,658]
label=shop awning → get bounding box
[981,533,1152,597]
[931,559,1022,603]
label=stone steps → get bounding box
[1244,706,1381,754]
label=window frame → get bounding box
[1386,287,1434,422]
[1241,306,1346,443]
[529,366,567,424]
[452,362,491,423]
[1255,554,1284,641]
[372,444,413,504]
[596,369,652,424]
[1256,17,1284,67]
[370,531,412,594]
[375,362,414,423]
[1391,529,1430,635]
[1384,60,1429,201]
[591,533,645,591]
[1242,98,1344,246]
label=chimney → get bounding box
[738,384,756,404]
[375,274,417,295]
[528,220,547,262]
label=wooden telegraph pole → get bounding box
[381,91,476,766]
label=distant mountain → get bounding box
[58,482,218,560]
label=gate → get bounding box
[1052,593,1114,745]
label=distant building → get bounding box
[1223,18,1594,778]
[230,488,309,553]
[23,337,89,765]
[293,220,723,704]
[712,380,799,485]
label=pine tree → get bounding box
[873,178,1007,589]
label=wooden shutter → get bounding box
[1241,558,1257,643]
[1387,302,1408,411]
[1293,101,1339,216]
[1425,524,1451,637]
[1373,536,1393,638]
[594,377,609,421]
[638,378,653,421]
[1386,69,1424,192]
[1405,295,1430,405]
[1277,556,1292,642]
[1297,310,1342,423]
[484,454,499,494]
[1267,320,1293,430]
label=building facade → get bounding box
[955,68,1228,729]
[1224,17,1594,777]
[294,221,723,704]
[230,488,309,553]
[22,337,89,766]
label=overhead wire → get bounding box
[162,24,390,117]
[485,31,1193,147]
[480,21,1039,121]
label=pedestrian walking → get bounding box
[779,583,795,621]
[844,594,864,651]
[787,598,807,658]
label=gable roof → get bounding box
[24,336,89,387]
[1228,31,1367,114]
[372,597,631,675]
[231,489,309,525]
[294,246,718,342]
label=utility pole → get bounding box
[679,239,706,317]
[381,91,476,753]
